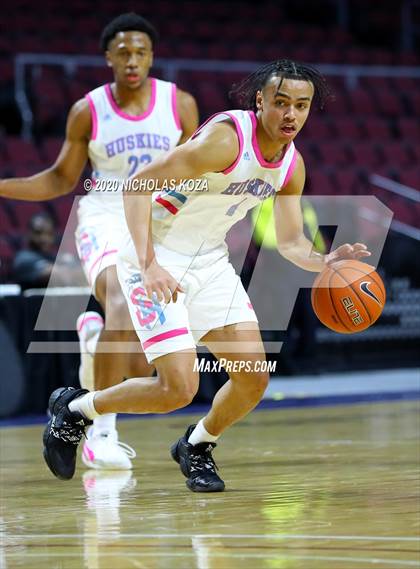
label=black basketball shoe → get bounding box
[170,424,225,492]
[43,387,92,480]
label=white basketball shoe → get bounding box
[77,311,136,470]
[82,426,136,470]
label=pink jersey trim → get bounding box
[249,111,292,169]
[143,327,189,349]
[190,111,226,139]
[282,149,298,188]
[77,314,104,333]
[171,83,182,130]
[105,78,157,122]
[88,249,118,281]
[190,111,244,175]
[222,112,244,174]
[85,94,98,140]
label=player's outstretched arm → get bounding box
[123,121,239,302]
[0,99,90,201]
[176,88,199,144]
[274,153,371,271]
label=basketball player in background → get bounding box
[0,13,199,469]
[42,60,371,492]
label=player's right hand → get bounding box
[142,260,184,304]
[325,243,371,266]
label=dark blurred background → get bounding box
[0,0,419,416]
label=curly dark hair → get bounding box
[100,12,159,52]
[230,59,333,111]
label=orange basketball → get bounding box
[311,260,386,334]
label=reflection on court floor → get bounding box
[1,402,419,568]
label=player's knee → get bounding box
[237,369,269,398]
[104,295,132,331]
[158,376,198,411]
[254,370,270,394]
[170,385,197,410]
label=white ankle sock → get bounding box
[78,312,103,391]
[77,312,104,348]
[85,330,100,357]
[68,392,101,420]
[92,413,117,434]
[188,418,219,446]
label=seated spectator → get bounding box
[12,212,84,289]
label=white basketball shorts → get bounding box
[75,205,129,294]
[116,240,258,363]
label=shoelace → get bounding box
[189,444,219,474]
[51,419,88,445]
[97,432,137,459]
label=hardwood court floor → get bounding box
[1,401,419,568]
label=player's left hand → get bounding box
[325,243,371,266]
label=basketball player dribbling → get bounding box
[0,13,199,470]
[43,60,371,492]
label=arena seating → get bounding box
[0,0,418,281]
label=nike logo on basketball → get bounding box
[359,281,382,305]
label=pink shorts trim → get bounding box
[85,94,98,140]
[171,83,182,130]
[88,249,118,282]
[143,327,189,349]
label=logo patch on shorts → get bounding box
[78,229,100,262]
[127,274,166,330]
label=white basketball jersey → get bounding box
[80,78,182,214]
[151,110,298,255]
